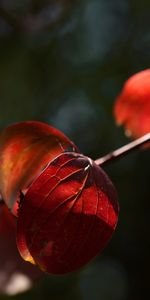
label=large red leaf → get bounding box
[0,203,42,295]
[17,152,119,275]
[0,121,77,215]
[114,69,150,139]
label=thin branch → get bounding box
[95,133,150,167]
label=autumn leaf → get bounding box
[0,203,42,295]
[113,69,150,139]
[17,152,119,275]
[0,121,77,215]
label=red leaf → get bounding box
[0,121,77,215]
[0,203,42,295]
[17,152,119,275]
[114,69,150,139]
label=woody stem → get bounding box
[95,133,150,167]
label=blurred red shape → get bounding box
[17,152,119,275]
[114,69,150,139]
[0,203,42,295]
[0,121,77,215]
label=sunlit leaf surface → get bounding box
[0,121,77,215]
[17,152,119,274]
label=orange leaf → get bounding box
[114,69,150,139]
[0,121,77,215]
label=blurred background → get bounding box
[0,0,150,299]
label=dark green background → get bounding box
[0,0,150,299]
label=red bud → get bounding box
[17,152,119,274]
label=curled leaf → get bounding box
[0,121,77,215]
[114,69,150,139]
[17,152,119,275]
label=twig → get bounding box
[95,133,150,167]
